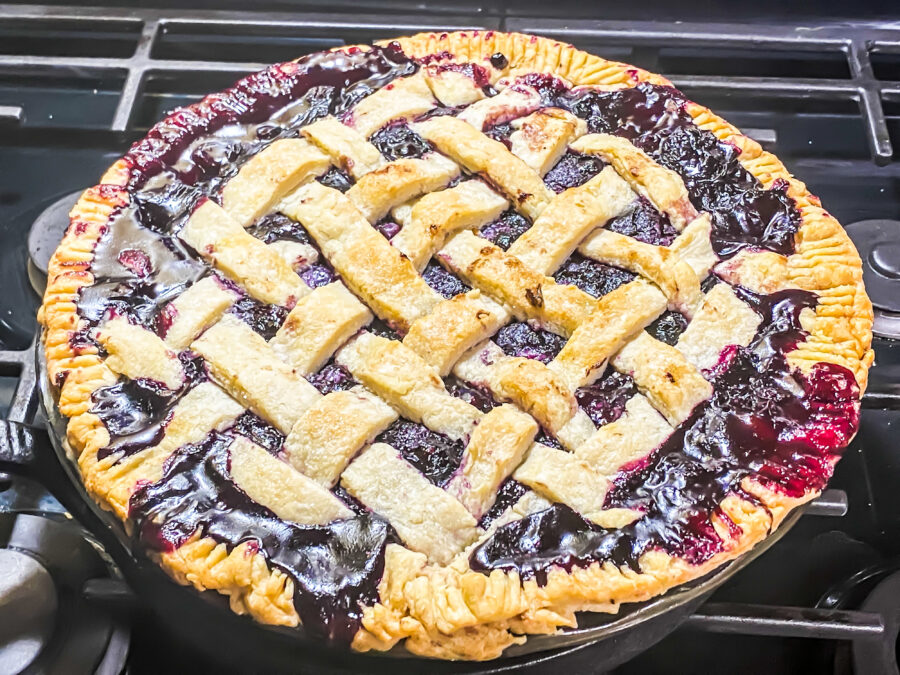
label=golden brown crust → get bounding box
[39,30,873,661]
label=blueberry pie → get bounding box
[39,32,873,660]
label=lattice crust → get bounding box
[40,30,873,663]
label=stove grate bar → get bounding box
[682,602,885,640]
[0,5,896,163]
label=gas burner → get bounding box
[819,561,900,675]
[26,190,83,297]
[0,512,129,675]
[845,220,900,339]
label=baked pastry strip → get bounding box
[95,317,185,391]
[391,179,509,271]
[191,315,321,434]
[349,71,437,137]
[228,436,353,524]
[570,133,699,230]
[438,230,598,336]
[160,276,239,351]
[268,281,373,375]
[506,166,634,275]
[341,442,481,565]
[181,200,309,308]
[446,404,538,519]
[280,182,442,332]
[422,64,489,106]
[283,386,398,487]
[676,283,763,372]
[578,229,703,316]
[300,116,384,179]
[83,382,245,519]
[413,115,554,220]
[508,108,588,176]
[346,152,460,224]
[457,83,543,131]
[336,332,482,441]
[220,138,331,227]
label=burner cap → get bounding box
[0,549,57,674]
[0,513,129,675]
[27,190,84,296]
[844,219,900,339]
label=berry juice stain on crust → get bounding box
[129,432,390,644]
[470,291,859,581]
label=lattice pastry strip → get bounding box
[508,108,587,176]
[446,404,538,519]
[513,444,642,528]
[349,71,437,137]
[341,443,481,565]
[268,281,373,375]
[335,332,481,441]
[95,317,185,390]
[160,276,239,351]
[676,283,763,372]
[181,200,309,308]
[191,314,321,434]
[578,229,703,316]
[413,116,554,220]
[506,166,634,275]
[229,436,352,525]
[90,381,245,518]
[279,182,441,332]
[283,387,397,488]
[220,138,331,227]
[300,116,384,179]
[457,83,543,132]
[571,133,699,230]
[390,179,509,271]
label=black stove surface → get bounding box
[2,4,900,674]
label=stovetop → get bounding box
[2,4,900,674]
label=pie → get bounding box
[38,31,873,660]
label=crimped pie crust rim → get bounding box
[37,30,873,661]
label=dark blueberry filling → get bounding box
[317,166,353,192]
[300,264,337,289]
[78,208,205,330]
[554,252,636,299]
[564,83,802,257]
[606,197,678,246]
[478,209,531,250]
[485,122,513,148]
[228,295,289,341]
[495,322,566,364]
[129,432,390,643]
[331,485,369,516]
[445,376,498,413]
[543,151,606,193]
[306,362,358,395]
[535,431,563,449]
[370,122,433,160]
[479,478,527,529]
[646,310,689,346]
[228,411,285,454]
[422,260,470,299]
[575,371,637,428]
[516,73,570,108]
[490,52,509,70]
[91,379,175,460]
[126,45,416,188]
[470,290,859,580]
[132,173,204,233]
[249,211,313,244]
[373,219,401,240]
[367,318,402,341]
[375,420,463,487]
